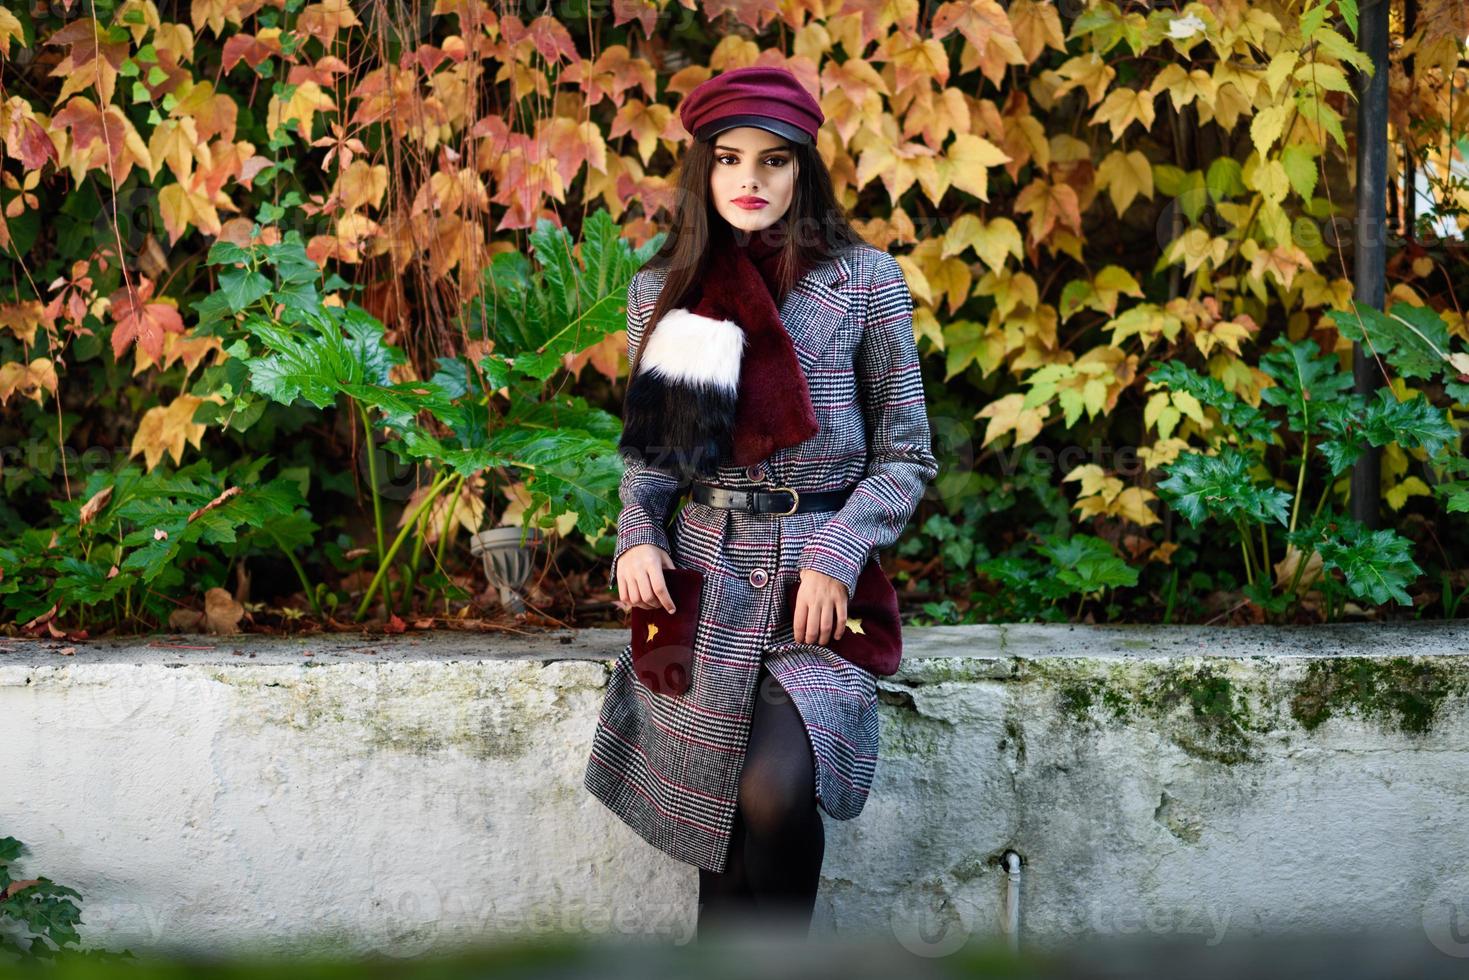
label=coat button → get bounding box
[749,567,768,588]
[746,463,765,482]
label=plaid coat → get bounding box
[583,241,940,873]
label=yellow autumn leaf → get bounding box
[974,392,1046,447]
[1007,0,1066,62]
[975,266,1038,319]
[1385,475,1431,512]
[883,32,950,91]
[1246,157,1290,206]
[193,0,245,34]
[1247,242,1312,291]
[947,133,1011,201]
[131,393,218,471]
[1166,227,1230,276]
[147,117,199,183]
[1095,149,1153,215]
[913,304,944,351]
[266,80,336,138]
[1053,52,1114,107]
[1191,318,1253,358]
[1113,487,1160,526]
[337,160,388,213]
[1144,390,1181,440]
[923,256,974,315]
[0,358,58,406]
[0,7,22,54]
[1061,462,1112,499]
[1249,104,1290,158]
[973,217,1024,273]
[1273,544,1323,594]
[159,180,223,244]
[1137,437,1192,471]
[1263,51,1297,98]
[1091,86,1157,141]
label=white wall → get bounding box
[4,623,1469,958]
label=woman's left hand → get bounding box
[793,568,849,645]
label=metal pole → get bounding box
[1351,0,1390,527]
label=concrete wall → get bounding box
[3,623,1469,958]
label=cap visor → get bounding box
[699,115,811,145]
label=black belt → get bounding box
[689,480,854,515]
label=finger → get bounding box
[818,602,834,646]
[634,569,660,609]
[793,593,808,644]
[651,569,677,615]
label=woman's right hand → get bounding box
[615,543,678,614]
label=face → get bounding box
[707,125,798,235]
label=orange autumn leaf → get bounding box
[52,97,152,184]
[297,0,361,45]
[1015,178,1083,246]
[109,278,185,362]
[701,0,784,34]
[931,0,1026,86]
[1,96,58,170]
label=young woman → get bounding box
[583,65,939,940]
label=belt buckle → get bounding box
[771,486,800,516]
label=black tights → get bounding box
[696,663,825,939]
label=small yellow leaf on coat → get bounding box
[845,617,865,634]
[646,623,659,643]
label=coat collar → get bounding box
[779,249,854,372]
[639,246,856,373]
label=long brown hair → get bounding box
[626,135,867,381]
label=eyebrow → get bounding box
[714,143,791,154]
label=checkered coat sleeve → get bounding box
[794,251,939,597]
[609,273,680,589]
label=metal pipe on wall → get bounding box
[1350,0,1390,527]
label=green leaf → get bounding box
[1327,300,1453,382]
[218,268,272,313]
[1287,514,1421,606]
[1035,534,1139,594]
[1205,157,1245,202]
[1300,3,1328,40]
[1258,337,1355,434]
[51,558,132,605]
[1155,446,1292,527]
[1144,360,1277,444]
[1280,144,1319,200]
[208,240,253,266]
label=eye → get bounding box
[716,154,790,167]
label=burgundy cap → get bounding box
[678,66,824,146]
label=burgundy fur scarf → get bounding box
[619,220,820,479]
